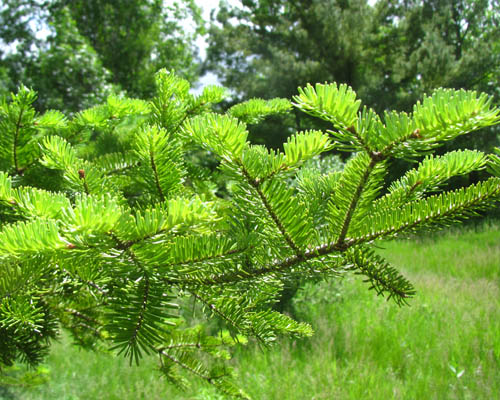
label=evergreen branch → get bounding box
[292,82,361,129]
[240,165,302,255]
[412,89,500,144]
[1,182,71,221]
[351,178,500,243]
[171,101,207,134]
[238,145,287,181]
[61,266,107,298]
[229,240,349,278]
[158,349,214,381]
[3,73,500,394]
[106,231,134,251]
[133,125,185,202]
[190,291,251,337]
[64,308,104,339]
[13,107,24,175]
[488,148,500,177]
[111,199,219,252]
[149,150,165,203]
[128,269,150,352]
[84,280,106,296]
[344,124,372,154]
[0,259,46,299]
[64,308,102,326]
[73,321,103,338]
[228,98,291,124]
[78,169,90,195]
[259,164,289,182]
[156,326,243,356]
[282,130,332,167]
[107,247,179,364]
[162,245,249,268]
[182,113,248,158]
[160,342,222,351]
[0,219,67,256]
[336,157,378,244]
[175,240,351,287]
[369,150,488,216]
[345,247,415,305]
[176,241,413,306]
[105,162,140,177]
[159,347,247,400]
[381,128,421,157]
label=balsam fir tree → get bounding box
[1,70,500,398]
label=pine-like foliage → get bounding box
[1,74,499,398]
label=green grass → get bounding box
[3,225,500,399]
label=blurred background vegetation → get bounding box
[3,0,499,177]
[0,0,203,112]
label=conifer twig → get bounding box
[240,165,302,255]
[336,157,378,244]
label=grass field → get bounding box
[3,224,500,399]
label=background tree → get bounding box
[206,0,500,149]
[207,0,371,100]
[62,0,203,99]
[206,0,373,147]
[367,0,500,113]
[0,0,203,113]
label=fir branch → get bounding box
[62,267,108,299]
[178,241,414,304]
[149,149,165,203]
[240,165,301,255]
[190,291,251,337]
[163,245,249,268]
[84,280,106,296]
[121,252,153,354]
[73,321,103,338]
[13,107,24,175]
[345,248,415,305]
[3,73,500,395]
[176,240,352,286]
[172,102,205,134]
[336,157,378,244]
[381,128,421,156]
[64,308,104,334]
[259,164,289,182]
[132,278,149,345]
[105,162,140,176]
[350,179,500,244]
[345,124,372,154]
[158,349,217,382]
[107,231,134,251]
[77,169,90,194]
[159,342,219,351]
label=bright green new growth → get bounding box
[0,72,499,399]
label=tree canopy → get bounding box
[0,0,203,112]
[206,0,500,147]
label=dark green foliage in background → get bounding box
[62,0,203,99]
[206,0,500,149]
[0,0,202,113]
